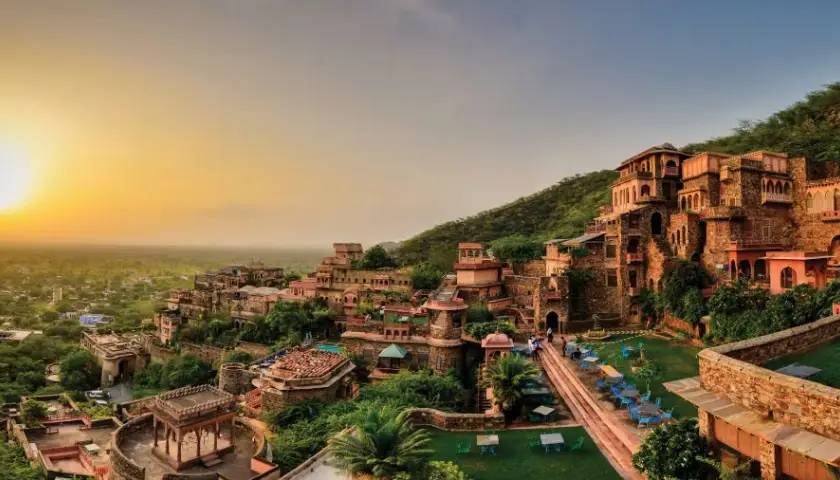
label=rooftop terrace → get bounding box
[269,349,347,380]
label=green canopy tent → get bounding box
[379,343,408,371]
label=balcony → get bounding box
[822,211,840,222]
[761,192,793,204]
[664,165,679,176]
[626,252,644,263]
[699,206,746,220]
[627,287,641,297]
[636,195,665,204]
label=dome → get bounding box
[481,332,513,348]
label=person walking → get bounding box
[560,336,567,357]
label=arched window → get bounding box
[676,229,681,244]
[632,187,637,202]
[729,260,737,276]
[682,226,687,244]
[784,183,791,195]
[681,197,687,211]
[781,267,796,289]
[738,260,751,279]
[754,259,767,280]
[695,193,701,209]
[776,181,784,194]
[640,185,651,197]
[827,192,833,211]
[834,189,840,211]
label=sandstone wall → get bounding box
[699,315,840,440]
[406,407,505,431]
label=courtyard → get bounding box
[764,337,840,388]
[588,334,700,418]
[425,427,620,480]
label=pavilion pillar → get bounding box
[153,417,158,447]
[176,431,182,465]
[165,424,170,454]
[196,428,201,459]
[229,419,235,447]
[213,422,219,452]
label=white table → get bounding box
[477,434,499,455]
[776,363,822,379]
[540,433,565,452]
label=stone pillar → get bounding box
[165,424,170,454]
[153,417,158,447]
[229,419,235,447]
[176,431,182,465]
[697,408,715,445]
[759,439,780,480]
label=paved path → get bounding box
[538,343,643,480]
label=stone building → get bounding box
[256,348,355,412]
[665,314,840,479]
[547,144,840,328]
[81,332,149,387]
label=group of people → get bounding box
[528,327,558,358]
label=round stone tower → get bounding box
[424,296,467,375]
[219,362,248,395]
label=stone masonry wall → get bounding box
[699,315,840,440]
[406,408,505,431]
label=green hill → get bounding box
[396,170,617,267]
[684,82,840,161]
[397,83,840,267]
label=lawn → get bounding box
[590,335,700,418]
[426,427,620,480]
[763,339,840,388]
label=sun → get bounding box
[0,143,31,210]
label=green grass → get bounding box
[591,335,700,418]
[763,339,840,388]
[426,427,620,480]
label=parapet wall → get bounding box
[406,407,504,431]
[110,413,149,480]
[699,314,840,440]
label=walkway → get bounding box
[538,343,643,480]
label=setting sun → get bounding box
[0,143,31,210]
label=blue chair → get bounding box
[618,396,634,409]
[641,391,651,402]
[628,406,640,421]
[638,416,654,428]
[655,397,662,408]
[596,379,608,391]
[660,409,673,422]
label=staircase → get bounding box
[201,453,223,467]
[476,365,492,412]
[539,343,642,480]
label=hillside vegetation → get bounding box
[684,82,840,162]
[397,83,840,267]
[396,170,616,267]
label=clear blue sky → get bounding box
[2,0,840,246]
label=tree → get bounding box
[59,350,101,393]
[465,304,493,324]
[661,260,710,324]
[354,245,398,270]
[632,418,710,480]
[483,354,539,418]
[489,234,544,263]
[358,370,466,411]
[224,350,253,364]
[696,456,757,480]
[426,461,469,480]
[160,355,214,389]
[21,399,48,426]
[410,263,443,290]
[0,442,45,480]
[329,405,432,479]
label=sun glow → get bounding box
[0,143,31,210]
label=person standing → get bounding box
[546,326,554,344]
[560,336,567,357]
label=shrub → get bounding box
[632,418,710,480]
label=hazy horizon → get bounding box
[2,0,840,247]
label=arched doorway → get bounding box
[781,267,796,289]
[546,311,559,333]
[738,260,752,279]
[650,212,662,235]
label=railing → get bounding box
[664,165,679,176]
[700,206,745,219]
[625,252,644,263]
[761,191,792,204]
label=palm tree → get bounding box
[483,354,540,417]
[329,405,432,479]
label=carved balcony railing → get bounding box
[761,192,793,204]
[664,166,679,176]
[626,252,644,264]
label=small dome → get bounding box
[481,332,513,348]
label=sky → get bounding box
[1,0,840,248]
